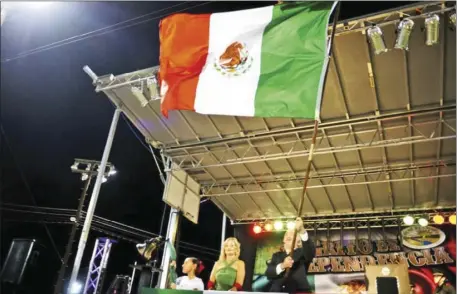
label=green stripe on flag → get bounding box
[254,1,335,119]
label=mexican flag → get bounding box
[159,2,337,119]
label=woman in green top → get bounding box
[208,237,245,291]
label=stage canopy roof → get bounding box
[89,2,456,224]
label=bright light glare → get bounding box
[273,221,283,231]
[418,218,428,227]
[108,169,117,176]
[69,281,82,294]
[433,215,445,225]
[253,225,262,234]
[403,215,414,226]
[286,221,295,230]
[449,214,456,225]
[102,176,108,183]
[264,223,273,232]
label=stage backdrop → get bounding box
[235,224,456,294]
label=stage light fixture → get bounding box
[403,215,414,226]
[69,281,82,294]
[274,221,284,231]
[131,86,149,107]
[394,19,415,50]
[367,25,388,55]
[147,78,160,100]
[264,223,273,232]
[424,14,440,46]
[102,176,108,183]
[253,224,262,234]
[433,214,445,225]
[451,12,456,28]
[418,217,428,227]
[449,214,456,225]
[71,163,78,170]
[286,221,295,230]
[108,166,117,176]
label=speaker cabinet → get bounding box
[0,239,39,286]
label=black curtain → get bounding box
[234,225,257,291]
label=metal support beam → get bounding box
[68,108,121,291]
[83,238,115,294]
[221,213,227,250]
[158,208,179,289]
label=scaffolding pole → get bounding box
[68,108,121,291]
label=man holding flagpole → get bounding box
[265,217,315,293]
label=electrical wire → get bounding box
[1,1,211,63]
[0,126,63,263]
[2,202,77,212]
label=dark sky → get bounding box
[0,1,415,293]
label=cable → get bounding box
[1,1,211,63]
[2,202,77,212]
[0,125,63,263]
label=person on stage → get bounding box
[170,257,205,291]
[208,237,245,291]
[265,217,315,293]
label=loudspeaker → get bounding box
[0,239,39,285]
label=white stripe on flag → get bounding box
[194,6,273,117]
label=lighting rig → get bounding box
[252,212,457,234]
[367,8,455,55]
[70,158,116,183]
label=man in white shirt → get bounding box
[265,218,315,293]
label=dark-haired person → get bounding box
[433,268,455,294]
[170,257,205,291]
[265,217,315,293]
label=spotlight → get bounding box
[449,214,456,225]
[418,217,428,227]
[273,221,284,231]
[403,215,415,226]
[264,223,273,232]
[286,221,295,230]
[424,14,440,46]
[131,86,149,107]
[71,163,78,170]
[108,167,117,176]
[433,214,445,225]
[102,176,108,183]
[451,12,456,28]
[69,281,83,294]
[395,19,415,50]
[367,25,388,55]
[253,224,262,234]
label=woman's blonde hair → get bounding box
[218,237,241,261]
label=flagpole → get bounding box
[284,0,341,279]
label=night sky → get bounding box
[1,1,416,293]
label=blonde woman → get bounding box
[207,237,245,291]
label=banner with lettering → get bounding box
[252,225,456,293]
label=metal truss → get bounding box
[201,158,455,197]
[232,207,456,226]
[83,238,115,294]
[164,114,456,171]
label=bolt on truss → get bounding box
[164,115,456,171]
[232,207,456,226]
[83,238,115,294]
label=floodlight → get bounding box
[69,281,82,294]
[253,224,262,234]
[418,217,428,227]
[449,214,456,225]
[273,221,284,231]
[394,19,415,50]
[403,215,414,226]
[286,221,295,230]
[433,214,445,225]
[131,86,149,107]
[425,14,440,46]
[264,223,273,232]
[147,78,160,100]
[367,25,388,55]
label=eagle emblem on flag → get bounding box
[213,41,253,77]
